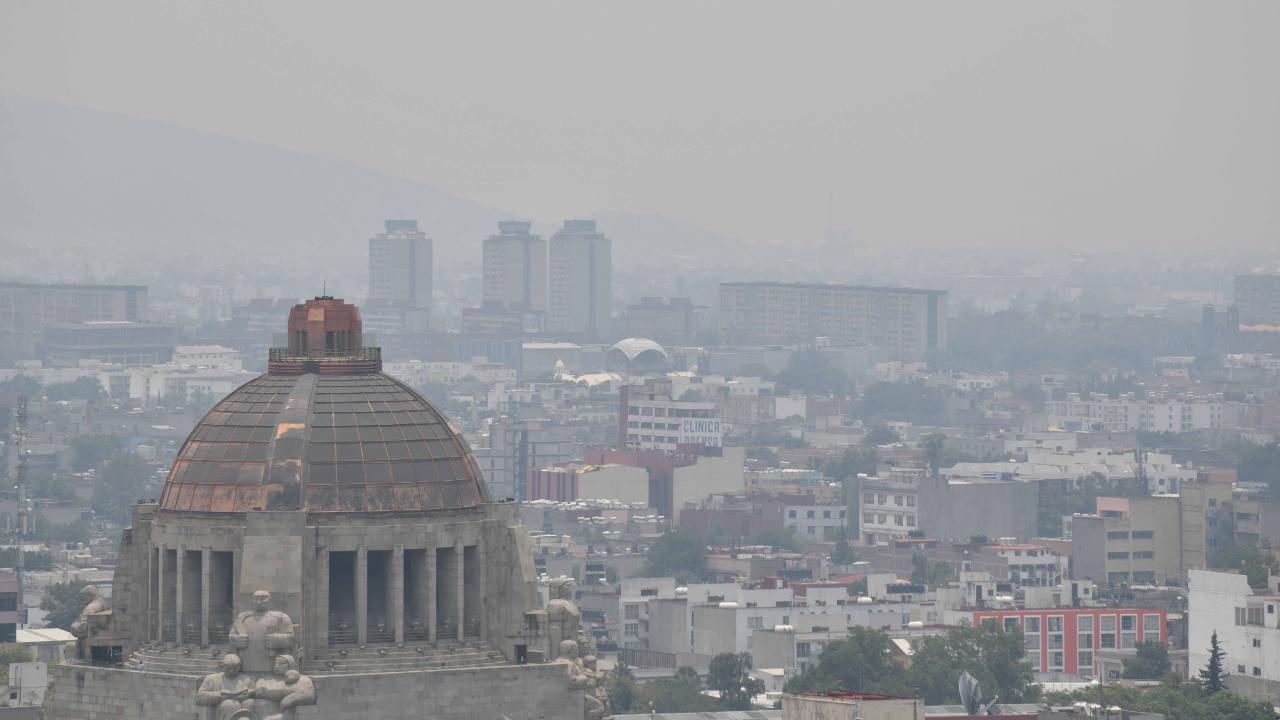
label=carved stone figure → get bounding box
[229,590,296,673]
[255,654,317,720]
[197,654,256,720]
[68,584,111,660]
[584,654,612,718]
[559,640,606,720]
[545,577,581,660]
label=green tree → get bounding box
[1200,631,1227,695]
[1210,544,1276,588]
[636,666,717,712]
[707,652,765,710]
[638,528,707,581]
[0,645,34,685]
[922,433,946,477]
[927,561,955,590]
[1037,472,1146,537]
[0,548,56,571]
[70,433,123,472]
[910,550,929,586]
[1238,442,1280,494]
[1045,677,1272,720]
[776,348,848,397]
[40,580,89,631]
[606,662,637,713]
[907,624,1038,705]
[1123,640,1172,680]
[748,528,805,552]
[826,446,877,482]
[0,375,42,398]
[860,381,944,424]
[44,377,106,403]
[784,627,907,695]
[864,424,901,445]
[91,451,152,525]
[832,526,858,565]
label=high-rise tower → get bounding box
[548,219,611,340]
[367,219,432,330]
[481,221,546,313]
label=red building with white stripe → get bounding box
[972,607,1166,676]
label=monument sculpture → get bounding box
[197,591,317,720]
[545,577,581,660]
[197,654,256,720]
[230,591,297,673]
[559,640,609,720]
[68,584,112,660]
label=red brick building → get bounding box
[972,607,1166,676]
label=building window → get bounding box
[1235,607,1247,626]
[747,616,763,629]
[789,510,797,519]
[1106,531,1130,540]
[625,605,640,620]
[1100,615,1116,649]
[1254,667,1262,677]
[1121,615,1138,649]
[1107,551,1129,560]
[807,510,815,519]
[864,493,875,504]
[1004,617,1020,633]
[625,623,639,635]
[1143,614,1161,642]
[1131,531,1154,539]
[1133,551,1154,559]
[1253,638,1261,648]
[1238,665,1247,674]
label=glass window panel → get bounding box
[1143,615,1160,631]
[364,462,391,484]
[204,444,228,462]
[335,427,359,443]
[357,425,382,442]
[333,413,357,426]
[391,462,415,483]
[311,413,334,427]
[1101,616,1116,631]
[215,464,240,484]
[1078,616,1093,631]
[447,459,466,479]
[335,463,365,484]
[307,443,335,462]
[336,444,363,462]
[405,441,430,460]
[243,444,270,462]
[413,460,437,483]
[363,442,388,461]
[379,425,404,441]
[232,428,253,442]
[386,442,411,461]
[311,427,335,443]
[221,443,248,462]
[309,463,337,485]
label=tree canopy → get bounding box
[40,580,89,631]
[1045,678,1272,720]
[44,377,106,403]
[1123,640,1172,680]
[638,528,708,582]
[707,652,764,710]
[776,349,849,397]
[785,624,1038,704]
[91,451,152,525]
[70,433,123,472]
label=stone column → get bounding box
[200,548,211,647]
[356,545,368,646]
[175,546,186,645]
[475,540,486,639]
[157,543,167,643]
[316,548,330,648]
[146,545,155,643]
[454,541,465,641]
[426,541,437,642]
[392,544,405,645]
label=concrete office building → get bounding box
[367,219,433,330]
[1189,570,1280,703]
[482,221,547,313]
[1235,274,1280,326]
[548,219,611,339]
[42,321,178,367]
[718,282,946,359]
[0,281,149,363]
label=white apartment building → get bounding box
[384,358,516,387]
[855,473,920,545]
[1189,569,1280,702]
[784,504,849,541]
[621,379,723,450]
[172,345,243,371]
[718,282,947,359]
[990,543,1068,587]
[1047,394,1241,433]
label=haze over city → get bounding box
[2,3,1280,720]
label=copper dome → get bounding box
[159,372,488,514]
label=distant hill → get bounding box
[0,97,753,293]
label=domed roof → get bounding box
[158,372,489,514]
[608,338,667,361]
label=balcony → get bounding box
[267,346,382,375]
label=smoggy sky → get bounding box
[3,1,1277,256]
